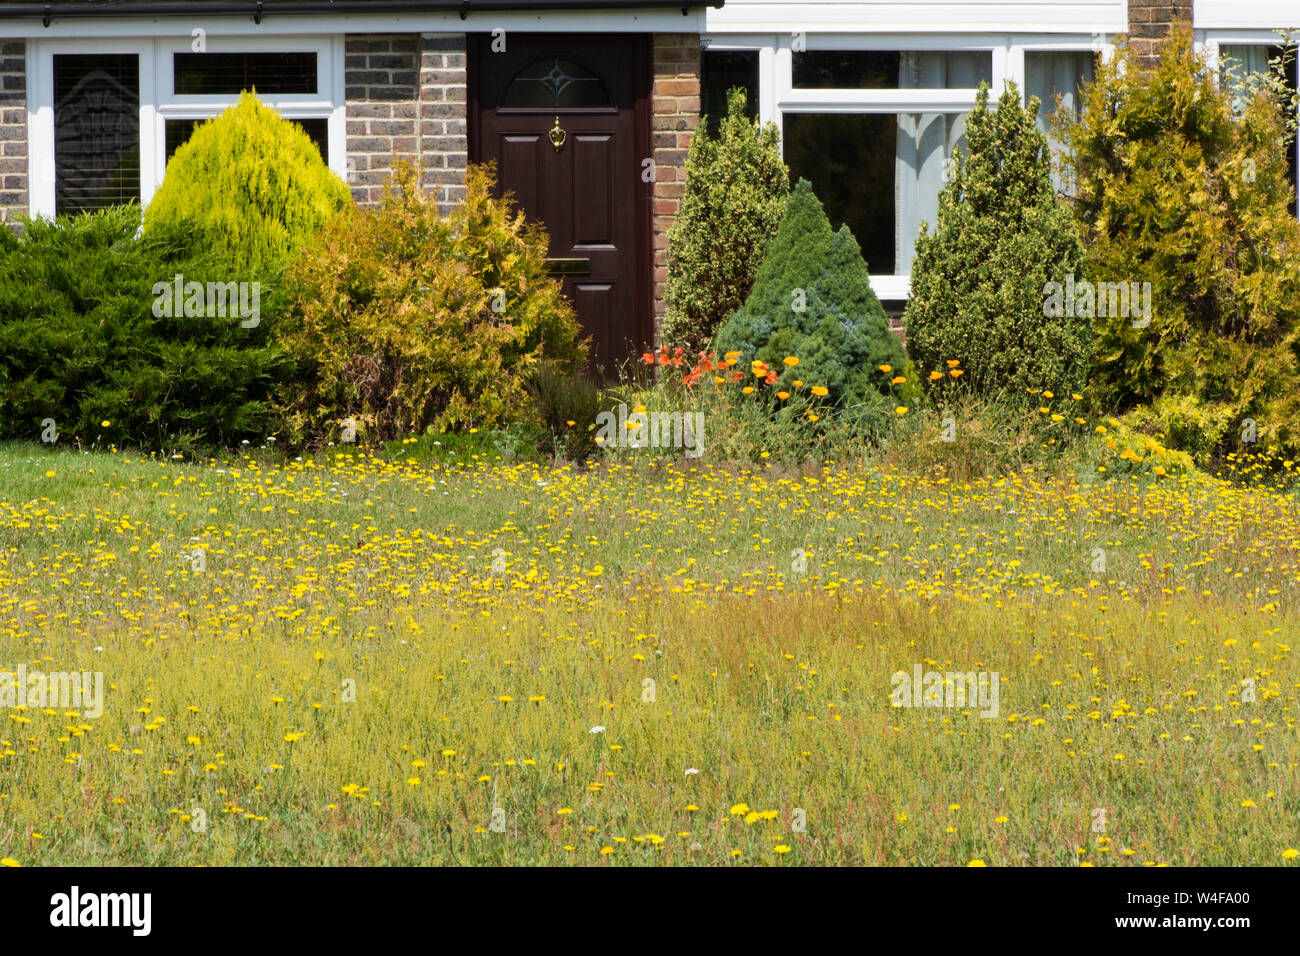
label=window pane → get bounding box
[1025,51,1096,192]
[784,111,968,276]
[793,50,991,89]
[164,117,329,165]
[173,52,318,95]
[53,54,140,217]
[1220,44,1281,90]
[701,49,758,134]
[1025,51,1095,127]
[502,58,609,108]
[1220,45,1299,214]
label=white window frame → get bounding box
[27,34,346,219]
[702,32,1111,300]
[27,37,158,219]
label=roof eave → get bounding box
[0,0,724,25]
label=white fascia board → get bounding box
[704,32,1114,52]
[704,2,1125,35]
[1200,27,1300,43]
[0,8,708,39]
[1194,1,1300,30]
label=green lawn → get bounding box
[0,442,1296,865]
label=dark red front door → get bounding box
[471,34,651,378]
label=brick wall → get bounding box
[1126,0,1195,68]
[344,33,466,214]
[419,34,468,211]
[651,34,701,340]
[0,39,26,225]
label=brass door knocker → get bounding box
[548,115,567,152]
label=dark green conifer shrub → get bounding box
[0,205,288,451]
[715,178,904,426]
[662,89,789,349]
[904,83,1087,411]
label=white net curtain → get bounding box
[894,52,986,274]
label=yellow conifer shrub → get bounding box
[143,91,353,273]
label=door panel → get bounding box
[573,135,613,244]
[500,135,541,214]
[472,35,651,379]
[574,283,615,374]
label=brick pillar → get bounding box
[344,34,420,205]
[0,39,27,226]
[418,33,468,215]
[651,34,701,341]
[1126,1,1194,69]
[344,33,466,214]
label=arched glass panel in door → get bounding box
[502,57,610,108]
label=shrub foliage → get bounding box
[1063,26,1300,463]
[662,89,789,349]
[0,205,287,450]
[275,161,586,444]
[904,83,1087,410]
[143,92,353,273]
[714,179,904,427]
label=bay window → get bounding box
[774,41,998,299]
[702,36,1115,299]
